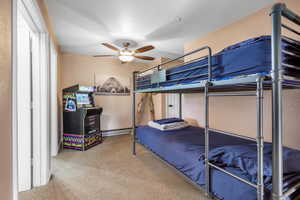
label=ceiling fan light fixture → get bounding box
[119,50,134,62]
[97,42,154,62]
[119,55,134,62]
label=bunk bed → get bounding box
[131,3,300,200]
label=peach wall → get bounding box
[183,0,300,149]
[0,0,12,199]
[184,0,300,59]
[61,54,162,130]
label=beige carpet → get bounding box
[19,134,209,200]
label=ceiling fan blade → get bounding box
[93,55,115,57]
[135,45,154,53]
[134,55,155,61]
[101,43,120,51]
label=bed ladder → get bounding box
[204,76,264,200]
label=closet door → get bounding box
[165,94,180,118]
[17,15,32,192]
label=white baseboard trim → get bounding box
[102,129,131,137]
[57,140,62,153]
[51,140,61,157]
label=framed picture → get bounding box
[95,76,130,96]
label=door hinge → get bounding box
[30,101,34,110]
[31,158,34,167]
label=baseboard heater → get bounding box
[101,128,132,137]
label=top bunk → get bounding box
[134,4,300,94]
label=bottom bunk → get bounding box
[136,125,300,200]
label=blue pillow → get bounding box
[208,143,300,183]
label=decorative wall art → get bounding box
[95,75,131,96]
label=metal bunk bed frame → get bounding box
[131,3,300,200]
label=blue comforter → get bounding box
[136,125,300,200]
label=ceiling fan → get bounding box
[94,42,155,63]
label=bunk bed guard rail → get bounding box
[135,46,213,89]
[204,76,264,200]
[271,3,300,200]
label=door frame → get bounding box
[50,42,59,157]
[13,0,52,198]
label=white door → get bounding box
[165,94,180,118]
[15,0,52,193]
[17,14,32,192]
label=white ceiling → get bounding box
[45,0,275,59]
